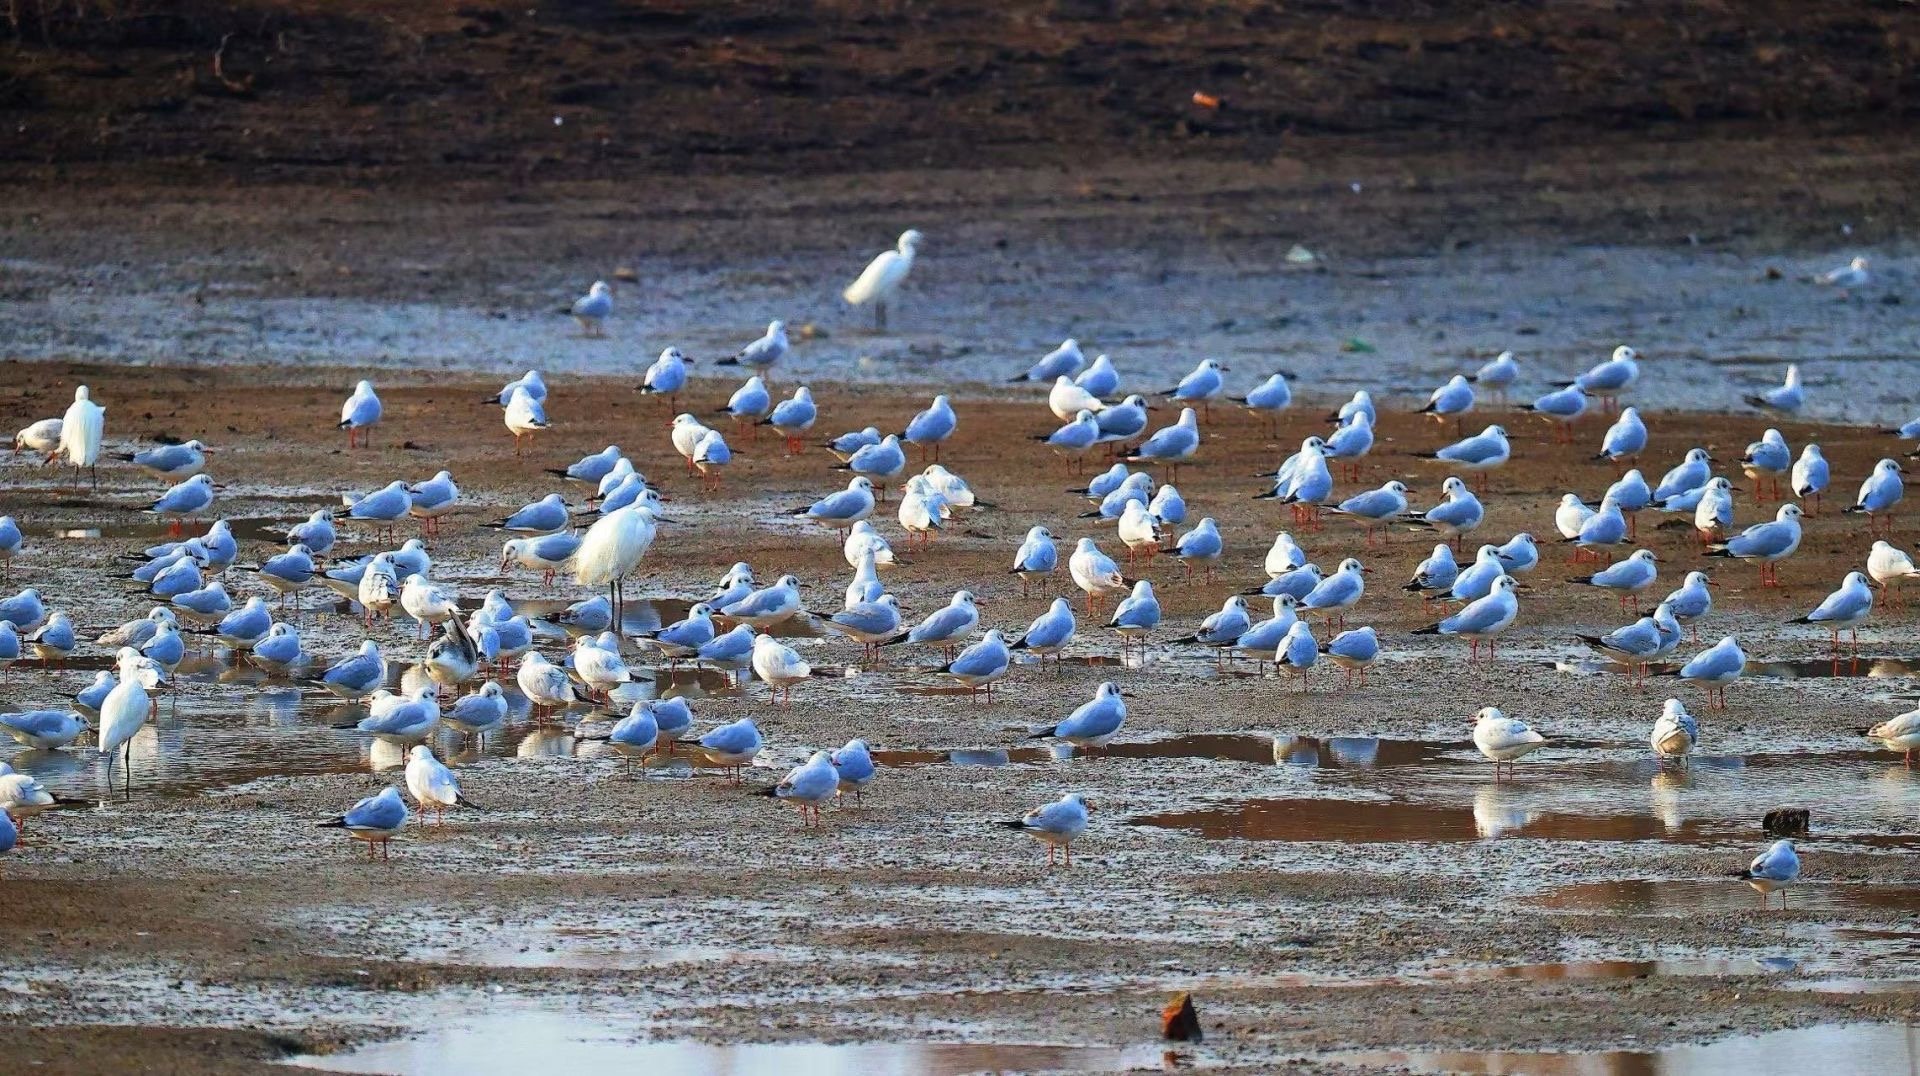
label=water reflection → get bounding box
[1338,1021,1920,1076]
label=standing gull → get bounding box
[998,793,1092,867]
[337,380,381,449]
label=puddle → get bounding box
[24,516,292,545]
[870,735,1283,768]
[1555,656,1920,680]
[1131,797,1750,843]
[492,597,819,639]
[1540,880,1920,916]
[293,1006,1172,1075]
[1416,957,1797,983]
[1335,1022,1920,1076]
[1795,978,1920,994]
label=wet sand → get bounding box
[2,359,1918,1073]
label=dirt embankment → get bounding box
[2,1,1918,184]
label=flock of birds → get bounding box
[0,240,1910,899]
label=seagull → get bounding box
[1414,574,1520,662]
[285,509,337,555]
[1576,609,1667,681]
[1159,359,1228,418]
[12,416,61,464]
[1069,537,1130,614]
[1866,540,1920,610]
[1792,571,1874,651]
[637,348,692,406]
[884,590,979,658]
[1653,570,1714,640]
[1494,532,1540,575]
[405,745,478,824]
[1419,374,1475,430]
[1739,429,1792,503]
[722,574,804,630]
[1075,353,1120,396]
[721,320,791,376]
[400,575,459,640]
[824,426,883,463]
[1792,444,1830,515]
[1172,595,1252,660]
[1005,598,1078,669]
[792,476,877,535]
[318,786,408,860]
[1251,562,1323,602]
[1116,501,1161,568]
[315,640,385,699]
[202,596,272,650]
[1030,682,1127,748]
[1707,503,1803,587]
[1094,394,1152,446]
[1745,364,1804,415]
[1330,390,1376,427]
[570,280,613,336]
[831,738,876,801]
[998,792,1092,867]
[1232,596,1299,670]
[1651,698,1699,764]
[902,394,957,461]
[0,709,88,751]
[1518,384,1588,442]
[751,634,817,707]
[1594,407,1647,464]
[137,476,216,541]
[667,416,712,475]
[695,624,758,683]
[1013,339,1086,384]
[844,520,896,571]
[938,628,1011,701]
[1735,839,1800,910]
[1323,413,1375,482]
[759,384,816,455]
[605,702,662,772]
[1566,496,1628,557]
[350,684,441,744]
[1567,345,1640,407]
[1274,620,1319,688]
[721,375,774,436]
[1467,350,1519,402]
[1174,517,1224,583]
[1690,476,1736,549]
[1047,376,1105,423]
[1405,476,1484,550]
[1403,543,1460,601]
[1673,635,1745,710]
[1819,255,1870,290]
[485,369,547,406]
[1571,548,1660,609]
[699,717,764,781]
[843,229,922,329]
[636,602,718,664]
[1264,532,1308,578]
[0,587,47,633]
[1233,372,1293,432]
[58,385,105,486]
[26,611,76,664]
[1863,708,1920,768]
[337,380,381,449]
[116,439,210,482]
[839,434,908,490]
[250,622,310,674]
[1107,580,1161,656]
[406,470,460,536]
[1473,706,1547,780]
[765,750,839,827]
[820,594,901,663]
[516,652,580,716]
[1845,458,1905,536]
[169,579,233,626]
[1300,557,1366,628]
[489,493,570,537]
[1323,626,1380,688]
[1011,526,1058,597]
[1121,405,1198,472]
[1604,469,1653,538]
[76,672,116,717]
[1416,424,1510,491]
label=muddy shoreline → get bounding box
[1,360,1917,1073]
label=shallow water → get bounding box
[1336,1021,1920,1076]
[292,1003,1173,1076]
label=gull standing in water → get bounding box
[1734,839,1800,910]
[1791,571,1874,651]
[843,229,922,330]
[1012,596,1078,666]
[1029,683,1127,749]
[1744,364,1805,415]
[1472,707,1547,780]
[59,385,105,487]
[699,717,764,781]
[571,281,612,336]
[999,793,1092,867]
[1863,708,1920,767]
[98,648,152,798]
[720,320,791,378]
[1650,698,1699,764]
